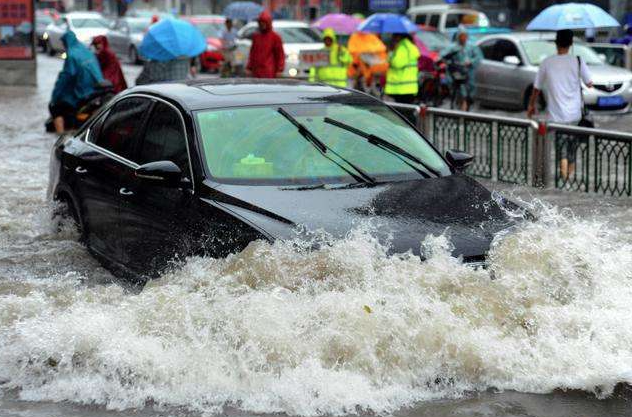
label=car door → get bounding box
[475,39,524,106]
[118,99,198,275]
[80,97,153,262]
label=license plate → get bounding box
[597,95,625,107]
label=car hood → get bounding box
[72,28,109,40]
[587,64,632,84]
[201,174,515,260]
[284,43,325,54]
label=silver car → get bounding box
[44,12,110,55]
[106,17,151,64]
[474,32,632,113]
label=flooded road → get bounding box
[0,54,631,417]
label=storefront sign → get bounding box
[368,0,407,12]
[0,0,34,59]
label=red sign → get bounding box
[0,0,34,59]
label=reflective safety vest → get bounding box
[385,38,420,96]
[308,44,351,88]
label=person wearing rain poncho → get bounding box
[439,24,482,111]
[384,33,420,104]
[308,28,352,87]
[49,31,103,134]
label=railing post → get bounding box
[418,104,430,136]
[532,121,549,187]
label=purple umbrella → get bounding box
[313,13,362,35]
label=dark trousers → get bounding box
[392,94,416,104]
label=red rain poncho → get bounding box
[246,11,285,78]
[92,36,127,93]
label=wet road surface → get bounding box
[0,54,631,417]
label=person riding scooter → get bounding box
[49,31,104,134]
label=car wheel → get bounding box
[54,195,87,243]
[128,46,139,65]
[47,40,55,56]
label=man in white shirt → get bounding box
[220,18,239,77]
[527,29,593,180]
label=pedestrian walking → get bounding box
[246,11,285,78]
[91,35,127,94]
[308,28,351,87]
[49,31,103,134]
[220,18,239,77]
[385,33,420,104]
[527,29,593,181]
[439,25,482,111]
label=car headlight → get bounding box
[42,32,49,40]
[288,68,298,77]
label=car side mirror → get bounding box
[503,55,520,66]
[446,149,473,172]
[135,160,182,187]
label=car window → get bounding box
[276,27,321,43]
[94,98,152,161]
[479,39,497,60]
[445,13,463,29]
[128,19,150,33]
[416,30,450,52]
[192,21,223,38]
[495,39,520,62]
[70,17,110,29]
[522,39,603,65]
[242,26,256,39]
[138,102,190,174]
[428,14,440,28]
[414,14,426,25]
[196,103,450,185]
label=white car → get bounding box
[44,12,110,55]
[237,20,323,78]
[406,4,490,33]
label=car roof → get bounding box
[408,5,482,13]
[64,12,104,18]
[186,14,225,22]
[479,31,555,41]
[122,78,376,111]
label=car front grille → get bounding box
[593,83,623,93]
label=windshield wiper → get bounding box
[277,108,376,184]
[323,117,440,178]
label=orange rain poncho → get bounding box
[347,32,388,82]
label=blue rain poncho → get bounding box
[51,31,103,108]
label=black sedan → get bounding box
[48,79,515,280]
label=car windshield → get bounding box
[276,27,321,43]
[196,103,450,185]
[36,13,53,25]
[128,19,150,33]
[416,30,450,52]
[522,40,604,65]
[192,21,223,38]
[71,17,110,29]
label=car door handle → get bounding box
[75,166,88,174]
[119,187,134,196]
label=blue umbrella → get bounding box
[140,19,206,62]
[357,13,417,34]
[527,3,619,31]
[223,1,264,22]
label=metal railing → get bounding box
[388,102,632,197]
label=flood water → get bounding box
[0,55,631,417]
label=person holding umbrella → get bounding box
[308,28,351,87]
[136,19,207,85]
[246,11,285,78]
[358,14,420,103]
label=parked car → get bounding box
[48,79,517,280]
[44,12,110,55]
[184,15,225,73]
[237,20,323,78]
[416,25,451,54]
[106,16,151,64]
[474,32,632,112]
[36,9,59,51]
[407,4,490,33]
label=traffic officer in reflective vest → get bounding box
[385,33,420,104]
[309,28,351,87]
